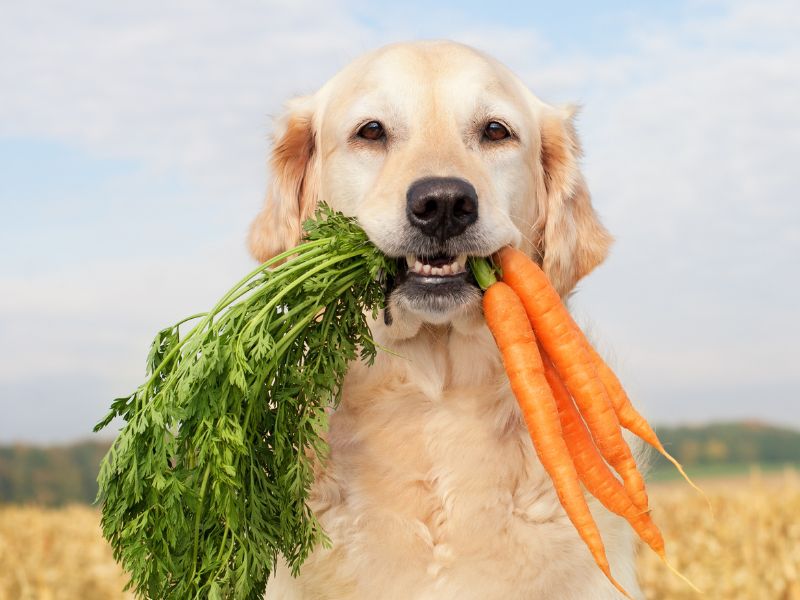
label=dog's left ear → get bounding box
[248,95,320,262]
[537,105,613,296]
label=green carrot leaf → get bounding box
[95,205,396,599]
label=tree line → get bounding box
[1,421,799,505]
[0,440,110,505]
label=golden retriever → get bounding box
[250,40,641,600]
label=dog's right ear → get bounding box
[248,96,319,262]
[536,105,612,296]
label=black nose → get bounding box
[406,177,478,241]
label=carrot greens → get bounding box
[94,206,395,600]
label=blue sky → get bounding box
[1,0,798,442]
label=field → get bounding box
[638,468,800,599]
[1,469,798,599]
[0,504,131,600]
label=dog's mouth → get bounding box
[389,252,480,316]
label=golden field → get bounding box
[638,468,800,600]
[0,470,798,600]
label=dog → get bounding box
[249,40,641,600]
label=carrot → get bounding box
[482,281,634,599]
[542,352,664,548]
[496,246,649,511]
[583,344,711,509]
[542,352,703,593]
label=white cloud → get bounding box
[1,0,799,439]
[568,0,800,409]
[0,1,379,196]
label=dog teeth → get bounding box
[407,253,469,276]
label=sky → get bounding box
[1,0,798,443]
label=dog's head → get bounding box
[249,41,611,329]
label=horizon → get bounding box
[2,418,797,449]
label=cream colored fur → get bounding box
[251,41,642,600]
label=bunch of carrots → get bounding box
[471,248,704,599]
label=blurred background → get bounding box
[1,1,798,598]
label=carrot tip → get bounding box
[660,448,714,517]
[662,556,704,595]
[604,570,636,600]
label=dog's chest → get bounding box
[303,378,593,596]
[282,328,637,599]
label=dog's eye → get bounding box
[357,121,385,141]
[484,121,510,142]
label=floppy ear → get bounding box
[537,106,612,296]
[248,96,320,262]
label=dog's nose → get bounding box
[406,177,478,241]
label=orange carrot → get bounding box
[583,344,710,508]
[482,281,633,599]
[542,351,665,551]
[543,352,702,593]
[497,246,649,511]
